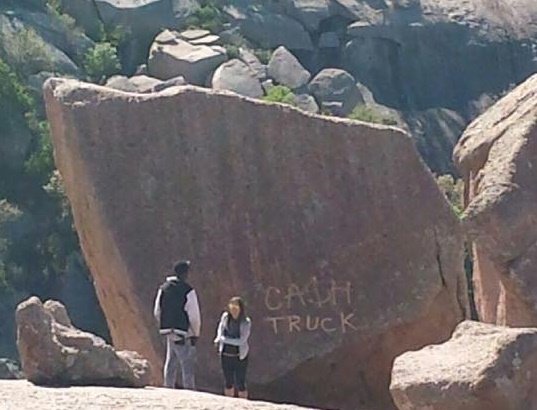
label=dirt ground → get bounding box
[0,380,313,410]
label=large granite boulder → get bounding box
[211,59,264,98]
[148,30,227,85]
[267,46,311,90]
[16,297,150,387]
[391,321,537,410]
[308,68,364,116]
[453,73,537,327]
[44,78,468,410]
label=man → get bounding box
[153,260,201,390]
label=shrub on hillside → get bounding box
[348,105,397,126]
[262,85,297,106]
[83,42,121,84]
[436,174,464,217]
[4,28,54,75]
[186,2,227,33]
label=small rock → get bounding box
[212,59,264,98]
[178,29,211,41]
[153,76,187,92]
[293,94,319,113]
[0,359,23,380]
[308,68,363,116]
[16,297,150,387]
[190,34,221,46]
[239,48,267,80]
[267,46,311,89]
[148,34,227,85]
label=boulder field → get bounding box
[44,78,468,409]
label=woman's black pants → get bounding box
[221,354,249,391]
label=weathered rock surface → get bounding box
[0,359,23,380]
[44,78,468,410]
[239,48,267,81]
[16,296,150,387]
[211,59,264,98]
[239,11,313,51]
[308,68,363,116]
[292,93,319,113]
[343,0,537,111]
[0,380,309,409]
[106,75,165,93]
[268,46,311,90]
[454,73,537,327]
[148,31,227,85]
[283,0,330,32]
[391,321,537,410]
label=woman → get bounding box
[214,296,252,398]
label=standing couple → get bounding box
[153,260,252,398]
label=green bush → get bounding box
[4,28,54,75]
[436,174,464,218]
[348,105,397,126]
[224,44,240,59]
[83,42,121,83]
[262,85,297,106]
[186,3,227,33]
[254,49,272,65]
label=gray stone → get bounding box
[211,59,263,98]
[238,48,267,80]
[318,32,340,48]
[283,0,331,32]
[0,359,23,380]
[178,29,211,41]
[128,75,163,92]
[293,94,319,113]
[148,36,228,85]
[190,34,221,46]
[16,297,150,387]
[105,76,139,93]
[262,79,274,93]
[308,68,363,116]
[153,76,187,92]
[240,11,313,51]
[267,46,311,89]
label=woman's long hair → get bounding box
[227,296,247,323]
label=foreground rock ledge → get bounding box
[0,380,309,410]
[44,78,467,410]
[390,321,537,410]
[454,73,537,326]
[16,297,150,387]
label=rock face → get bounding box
[44,78,468,410]
[239,11,313,51]
[148,31,227,85]
[211,59,264,98]
[343,0,537,111]
[0,359,23,380]
[454,73,537,327]
[16,296,150,387]
[267,46,311,90]
[391,321,537,410]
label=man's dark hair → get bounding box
[174,260,191,276]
